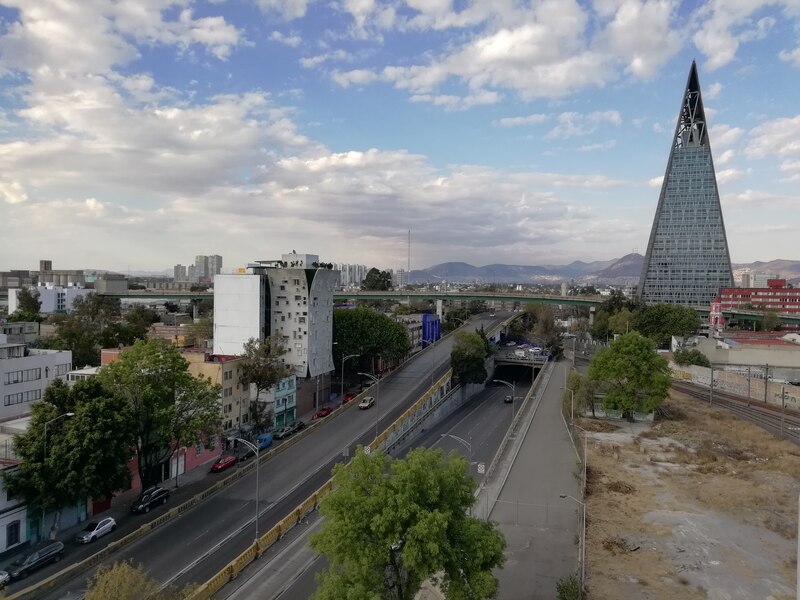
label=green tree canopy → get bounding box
[5,378,135,538]
[607,307,634,336]
[443,308,471,333]
[11,287,42,322]
[761,310,780,332]
[672,348,711,368]
[85,562,195,600]
[588,332,670,415]
[630,303,700,349]
[450,331,488,385]
[239,336,293,432]
[311,447,505,600]
[333,308,412,374]
[361,268,393,291]
[98,339,221,490]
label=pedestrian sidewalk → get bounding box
[475,361,582,599]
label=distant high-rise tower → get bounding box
[638,61,733,306]
[208,255,223,279]
[194,255,209,282]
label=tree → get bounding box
[239,336,293,432]
[443,308,471,333]
[4,379,135,538]
[361,268,392,291]
[40,293,125,366]
[761,310,780,332]
[450,332,487,385]
[98,339,221,490]
[607,307,634,336]
[590,308,610,341]
[85,562,195,600]
[10,287,42,322]
[588,332,670,416]
[333,308,412,376]
[311,448,505,600]
[673,348,711,368]
[122,305,159,341]
[630,303,700,349]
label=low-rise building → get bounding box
[0,335,72,421]
[0,321,39,346]
[9,284,92,314]
[711,279,800,332]
[182,349,251,433]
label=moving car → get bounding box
[312,406,334,420]
[358,396,375,410]
[75,517,116,544]
[504,395,514,403]
[343,392,358,403]
[3,541,64,581]
[131,486,170,514]
[211,454,238,472]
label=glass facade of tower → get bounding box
[638,62,733,306]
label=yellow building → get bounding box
[183,349,250,433]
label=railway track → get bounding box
[671,380,800,444]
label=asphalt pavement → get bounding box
[28,314,506,600]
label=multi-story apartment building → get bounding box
[208,255,222,280]
[0,334,72,420]
[214,252,338,414]
[709,279,800,332]
[182,349,251,433]
[194,255,209,283]
[393,269,408,289]
[174,264,188,282]
[334,263,369,289]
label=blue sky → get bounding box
[1,0,799,273]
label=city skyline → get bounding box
[1,1,800,272]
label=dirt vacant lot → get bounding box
[583,389,799,600]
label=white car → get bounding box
[75,517,116,544]
[358,396,375,410]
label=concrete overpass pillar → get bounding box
[436,299,444,319]
[589,306,595,326]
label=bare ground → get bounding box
[583,389,799,600]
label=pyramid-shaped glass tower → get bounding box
[638,61,733,306]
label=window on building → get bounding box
[6,521,20,547]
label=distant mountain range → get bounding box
[409,255,800,285]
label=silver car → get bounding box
[75,517,116,544]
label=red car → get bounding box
[343,392,358,403]
[211,454,238,472]
[312,406,334,420]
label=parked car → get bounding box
[275,420,306,439]
[358,396,375,410]
[343,392,358,403]
[0,569,9,588]
[211,454,238,472]
[3,541,65,581]
[131,486,170,514]
[257,432,273,450]
[312,407,334,420]
[75,517,116,544]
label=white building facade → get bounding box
[214,253,337,379]
[9,284,92,314]
[0,335,72,420]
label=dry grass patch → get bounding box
[576,418,620,433]
[606,480,635,494]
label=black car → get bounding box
[131,486,170,514]
[237,445,256,461]
[2,541,64,581]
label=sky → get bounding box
[1,1,799,274]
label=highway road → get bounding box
[34,314,509,600]
[220,367,533,600]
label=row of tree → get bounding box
[5,339,222,538]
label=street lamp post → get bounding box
[440,433,472,477]
[341,353,359,404]
[560,493,586,587]
[234,437,260,541]
[358,372,380,441]
[493,379,516,425]
[42,412,75,539]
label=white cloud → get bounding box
[546,110,622,139]
[269,31,302,47]
[495,114,549,127]
[300,50,350,68]
[710,124,744,150]
[716,168,748,184]
[779,46,800,67]
[0,180,28,204]
[748,115,800,159]
[578,140,616,152]
[332,69,378,87]
[256,0,313,20]
[716,149,735,166]
[705,82,723,99]
[648,175,664,187]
